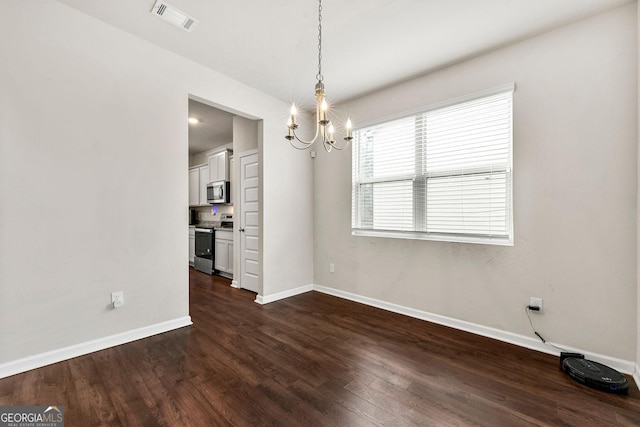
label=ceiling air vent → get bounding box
[150,0,199,32]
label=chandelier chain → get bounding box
[316,0,323,82]
[285,0,352,152]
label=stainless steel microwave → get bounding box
[207,180,230,204]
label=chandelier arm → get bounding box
[290,122,321,146]
[288,139,315,150]
[328,142,349,150]
[327,137,352,151]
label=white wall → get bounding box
[262,121,315,296]
[233,116,259,154]
[315,4,638,361]
[637,0,640,379]
[0,1,313,368]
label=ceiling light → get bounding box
[285,0,352,152]
[188,117,199,124]
[151,0,198,32]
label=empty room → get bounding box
[1,0,639,425]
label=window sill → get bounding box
[351,229,513,246]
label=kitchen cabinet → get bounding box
[208,150,230,183]
[214,230,233,278]
[189,164,210,206]
[198,166,208,205]
[189,226,195,265]
[188,168,199,206]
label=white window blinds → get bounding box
[352,86,514,245]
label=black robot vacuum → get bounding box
[562,356,628,394]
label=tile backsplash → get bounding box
[192,205,233,223]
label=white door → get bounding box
[239,151,259,293]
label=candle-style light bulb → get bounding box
[285,117,294,139]
[346,118,352,139]
[328,123,335,141]
[320,98,328,124]
[290,104,297,127]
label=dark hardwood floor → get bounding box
[1,268,639,426]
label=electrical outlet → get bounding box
[329,263,335,273]
[529,297,543,312]
[111,291,124,308]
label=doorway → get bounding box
[187,96,260,294]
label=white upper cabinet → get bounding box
[189,164,210,207]
[208,150,230,183]
[188,168,199,206]
[198,165,208,205]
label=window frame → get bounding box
[351,84,515,246]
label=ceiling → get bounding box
[57,0,633,155]
[56,0,632,109]
[188,99,234,155]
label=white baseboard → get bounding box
[634,364,640,391]
[255,284,314,305]
[312,284,637,376]
[230,280,240,289]
[0,316,192,379]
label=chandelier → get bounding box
[285,0,352,152]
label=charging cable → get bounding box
[524,305,568,352]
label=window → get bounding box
[352,85,514,245]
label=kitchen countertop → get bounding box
[192,223,233,231]
[193,222,216,228]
